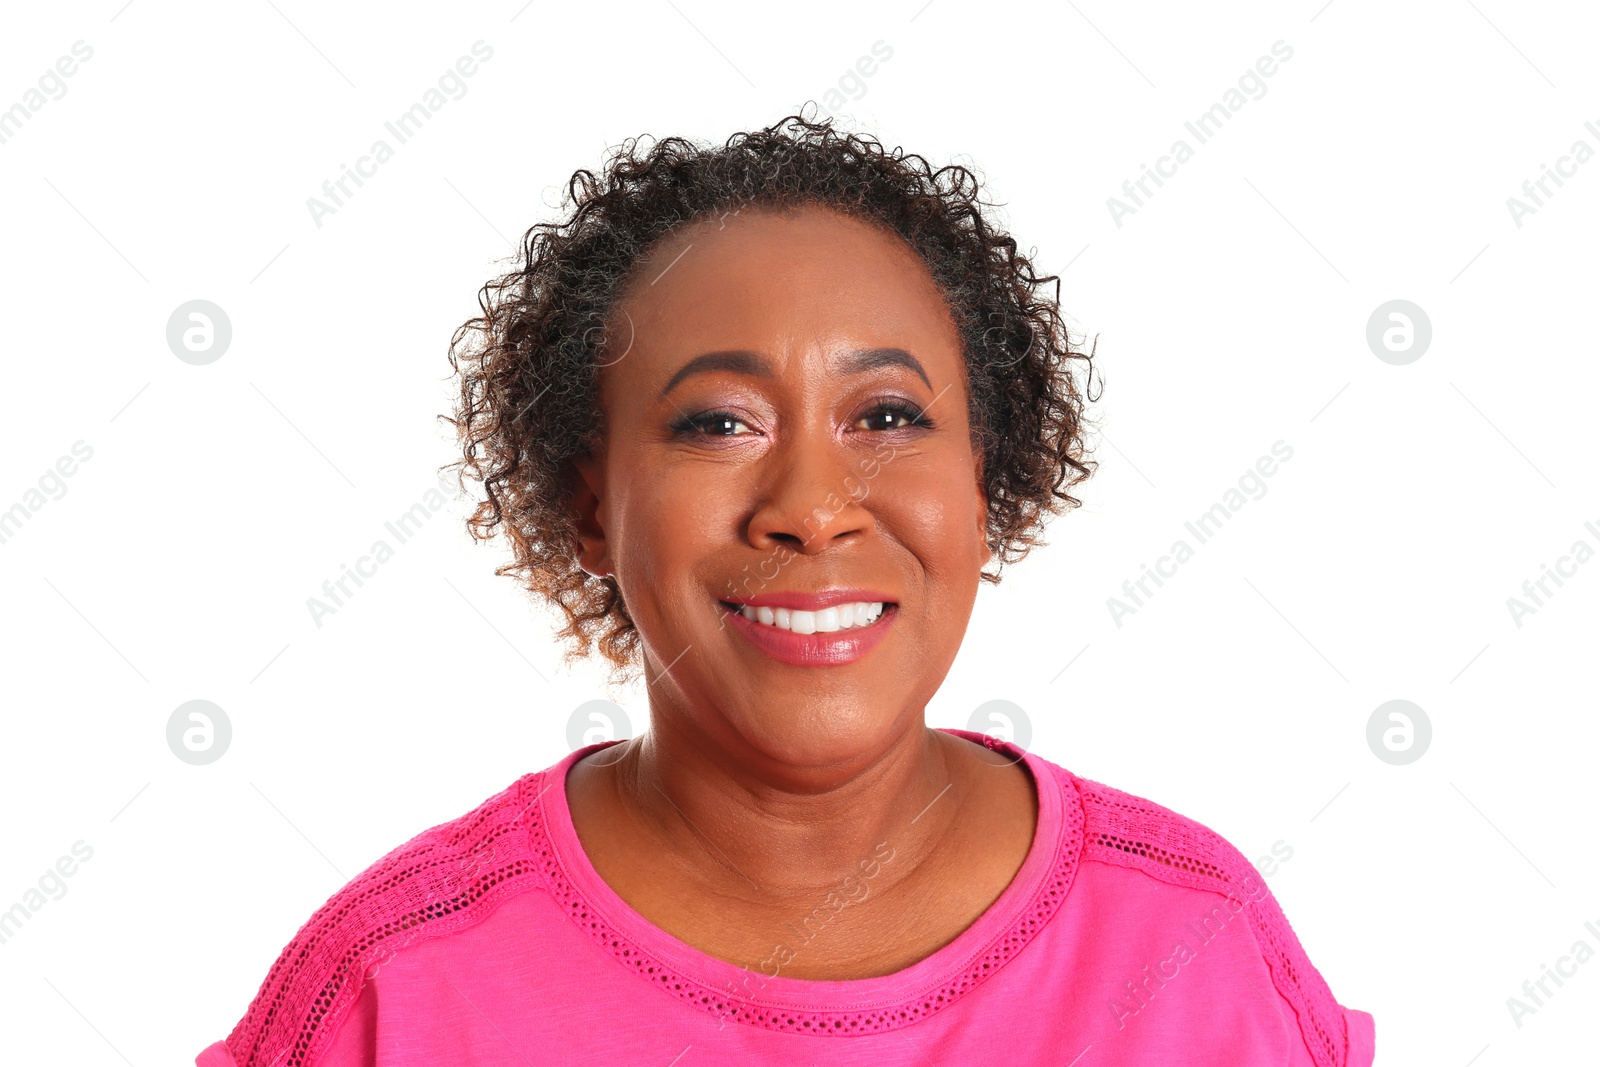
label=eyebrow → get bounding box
[659,347,931,397]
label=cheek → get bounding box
[613,464,744,601]
[871,455,987,575]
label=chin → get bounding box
[719,699,915,782]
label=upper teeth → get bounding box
[738,602,885,634]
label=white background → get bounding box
[2,1,1596,1063]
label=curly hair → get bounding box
[441,109,1101,681]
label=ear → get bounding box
[568,454,612,578]
[973,450,992,569]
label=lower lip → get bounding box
[719,602,898,667]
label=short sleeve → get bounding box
[195,1040,236,1066]
[194,980,376,1067]
[1343,1007,1375,1067]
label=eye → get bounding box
[669,410,755,438]
[855,399,935,432]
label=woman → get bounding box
[198,113,1373,1066]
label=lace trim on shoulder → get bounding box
[532,760,1084,1035]
[222,774,545,1067]
[1074,776,1350,1067]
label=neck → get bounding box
[598,714,966,904]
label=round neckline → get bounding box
[530,727,1082,1033]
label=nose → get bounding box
[745,432,873,555]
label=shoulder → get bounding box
[1044,761,1367,1067]
[207,767,554,1067]
[1068,769,1273,891]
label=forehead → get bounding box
[609,204,961,365]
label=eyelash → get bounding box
[670,399,935,439]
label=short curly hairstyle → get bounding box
[442,109,1101,681]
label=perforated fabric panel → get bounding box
[220,774,546,1067]
[1075,775,1350,1067]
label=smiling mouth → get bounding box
[715,591,900,667]
[718,600,891,634]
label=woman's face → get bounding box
[571,204,990,776]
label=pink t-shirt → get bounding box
[197,729,1374,1066]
